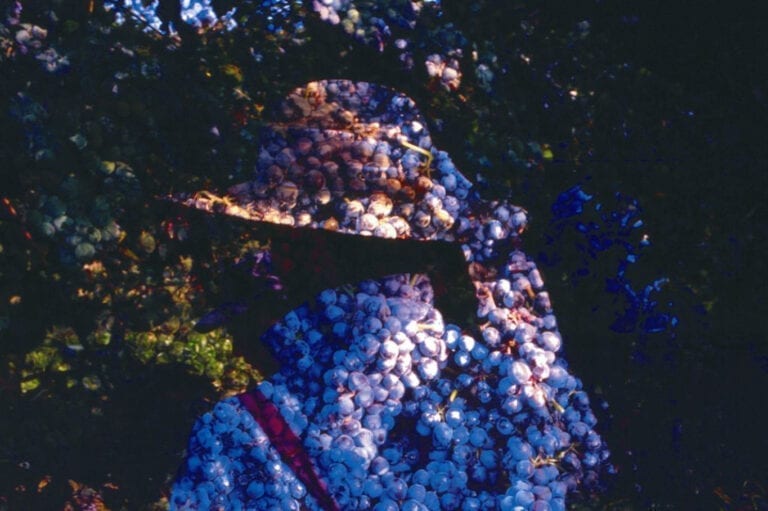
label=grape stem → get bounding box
[398,136,434,178]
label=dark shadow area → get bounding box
[0,362,214,509]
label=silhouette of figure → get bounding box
[170,80,609,510]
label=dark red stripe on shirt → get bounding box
[239,388,340,511]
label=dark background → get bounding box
[517,1,768,508]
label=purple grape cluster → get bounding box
[173,271,609,510]
[171,80,611,510]
[0,5,70,73]
[101,1,464,90]
[177,80,478,241]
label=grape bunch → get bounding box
[171,80,611,510]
